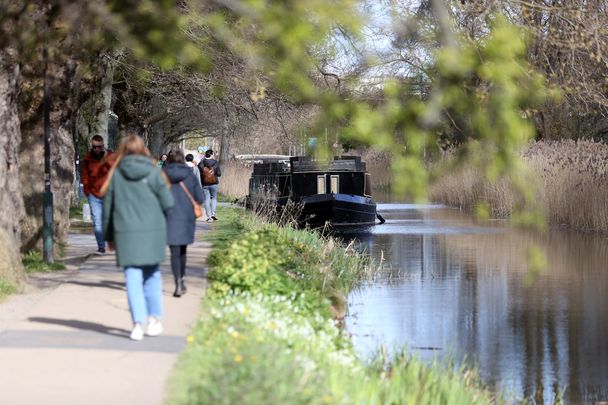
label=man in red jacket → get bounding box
[82,135,114,254]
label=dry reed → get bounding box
[430,140,608,231]
[217,161,252,199]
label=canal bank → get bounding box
[166,207,494,404]
[345,204,608,403]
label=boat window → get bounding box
[330,175,339,194]
[317,175,326,194]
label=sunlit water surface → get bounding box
[343,204,608,404]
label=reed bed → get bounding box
[360,149,392,191]
[430,140,608,231]
[431,167,515,218]
[217,161,252,199]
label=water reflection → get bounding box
[345,204,608,404]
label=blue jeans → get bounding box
[203,184,218,218]
[124,265,163,324]
[88,195,105,250]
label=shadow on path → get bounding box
[62,254,93,267]
[64,279,125,291]
[28,317,130,337]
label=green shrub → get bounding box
[208,226,330,316]
[207,209,371,317]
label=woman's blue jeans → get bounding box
[124,265,163,324]
[202,184,218,217]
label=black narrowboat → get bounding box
[246,156,381,228]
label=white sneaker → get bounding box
[130,323,144,341]
[147,317,163,337]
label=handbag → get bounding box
[179,181,203,218]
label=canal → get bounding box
[344,204,608,403]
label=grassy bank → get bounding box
[69,197,86,220]
[22,251,66,273]
[167,207,493,404]
[431,140,608,231]
[0,279,17,301]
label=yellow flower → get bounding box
[186,335,194,343]
[322,395,333,404]
[234,354,244,363]
[231,331,239,339]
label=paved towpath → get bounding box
[0,221,211,405]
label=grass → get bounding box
[430,139,608,231]
[167,207,494,404]
[206,209,371,318]
[217,192,235,202]
[0,279,17,301]
[69,198,86,220]
[22,251,66,273]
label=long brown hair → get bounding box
[99,134,165,196]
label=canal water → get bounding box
[343,204,608,404]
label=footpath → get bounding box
[0,221,211,405]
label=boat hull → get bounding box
[279,193,377,228]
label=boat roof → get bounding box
[235,154,291,162]
[251,156,367,174]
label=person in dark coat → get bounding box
[101,134,174,341]
[197,149,222,222]
[163,149,204,297]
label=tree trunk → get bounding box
[218,114,230,163]
[0,60,26,285]
[19,60,78,254]
[19,117,75,254]
[219,129,231,163]
[148,125,165,158]
[91,56,115,144]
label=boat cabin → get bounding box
[248,156,373,199]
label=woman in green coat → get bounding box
[101,135,174,341]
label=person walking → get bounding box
[163,150,204,297]
[158,153,168,168]
[81,134,114,254]
[101,134,174,341]
[185,153,201,186]
[198,149,221,222]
